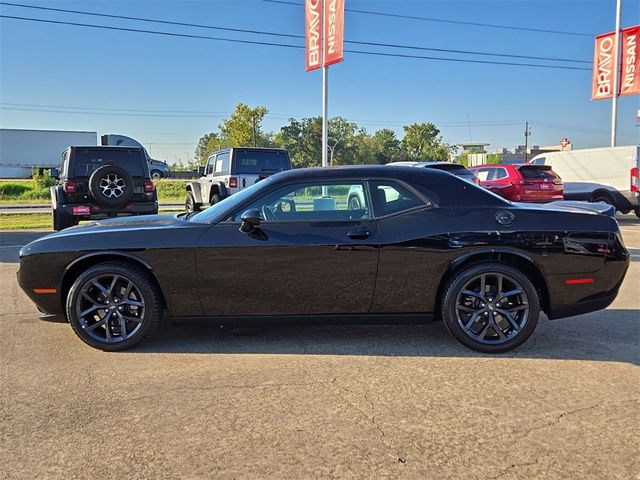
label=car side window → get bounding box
[368,180,427,217]
[473,168,490,181]
[531,157,545,165]
[232,182,370,222]
[494,168,508,180]
[215,152,230,174]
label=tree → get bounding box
[274,117,322,168]
[219,103,271,147]
[195,132,221,165]
[401,122,454,162]
[327,117,359,165]
[369,128,403,164]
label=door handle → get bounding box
[347,230,371,240]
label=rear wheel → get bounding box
[185,193,200,213]
[150,169,162,180]
[591,194,615,210]
[635,208,640,220]
[441,263,540,353]
[66,262,162,351]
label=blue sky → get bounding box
[1,0,638,164]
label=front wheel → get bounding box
[441,263,540,353]
[66,262,162,351]
[150,169,163,180]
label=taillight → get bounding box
[63,181,76,193]
[144,181,154,193]
[228,177,238,188]
[631,167,639,193]
[511,179,524,186]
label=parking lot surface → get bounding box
[1,217,639,479]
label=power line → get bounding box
[0,2,590,64]
[262,0,594,38]
[0,14,591,71]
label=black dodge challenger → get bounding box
[18,166,630,353]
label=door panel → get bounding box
[196,221,379,316]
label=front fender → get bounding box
[186,182,203,204]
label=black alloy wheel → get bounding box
[66,262,162,351]
[442,263,540,353]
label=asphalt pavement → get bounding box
[0,217,638,479]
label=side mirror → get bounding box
[197,166,205,176]
[239,208,261,233]
[50,168,59,179]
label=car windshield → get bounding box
[72,149,145,177]
[189,175,276,223]
[233,150,290,174]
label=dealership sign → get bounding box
[305,0,345,70]
[620,25,640,97]
[592,25,640,100]
[323,0,345,67]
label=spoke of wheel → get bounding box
[104,311,113,341]
[123,299,144,308]
[109,275,120,295]
[116,312,128,340]
[506,304,528,313]
[84,317,107,332]
[119,314,143,323]
[81,291,100,304]
[457,305,476,313]
[499,289,523,300]
[80,304,104,318]
[497,274,503,299]
[464,311,481,330]
[91,280,109,297]
[121,281,133,301]
[461,289,483,299]
[480,274,487,298]
[478,321,492,340]
[493,321,508,341]
[496,309,521,332]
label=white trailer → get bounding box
[529,145,639,216]
[0,129,97,178]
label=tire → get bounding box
[88,165,134,208]
[150,169,163,180]
[635,208,640,220]
[185,193,200,213]
[52,209,75,231]
[441,263,540,353]
[211,193,222,205]
[348,195,362,211]
[66,262,162,351]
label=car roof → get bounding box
[270,164,452,183]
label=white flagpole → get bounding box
[321,0,328,169]
[610,0,622,147]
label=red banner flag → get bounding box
[323,0,345,67]
[305,0,322,71]
[620,25,640,97]
[592,32,617,100]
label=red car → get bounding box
[468,164,563,203]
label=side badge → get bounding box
[495,210,515,227]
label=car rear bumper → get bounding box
[59,201,158,219]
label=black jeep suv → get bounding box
[50,146,158,230]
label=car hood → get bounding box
[20,214,199,257]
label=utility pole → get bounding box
[321,0,328,170]
[252,114,257,147]
[610,0,622,147]
[523,121,531,163]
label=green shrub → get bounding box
[0,182,32,198]
[155,180,187,200]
